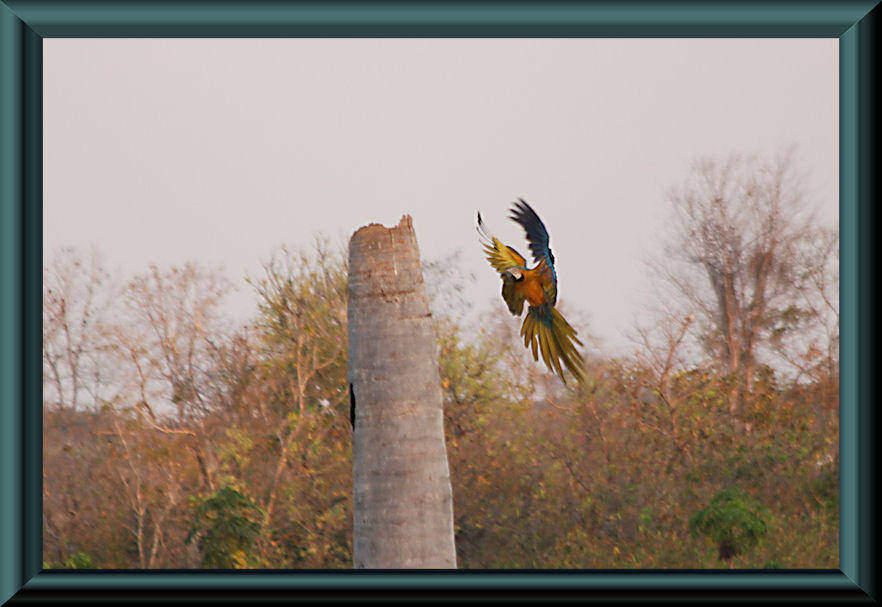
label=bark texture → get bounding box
[347,215,456,569]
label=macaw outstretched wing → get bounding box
[477,212,526,274]
[510,198,556,268]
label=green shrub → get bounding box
[689,487,768,562]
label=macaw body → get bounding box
[478,199,584,384]
[513,266,548,308]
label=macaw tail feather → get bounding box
[520,304,585,384]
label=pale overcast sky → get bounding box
[44,39,837,353]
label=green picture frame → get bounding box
[1,1,877,602]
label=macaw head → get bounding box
[504,268,524,282]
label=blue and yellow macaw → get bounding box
[477,199,584,384]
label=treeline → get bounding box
[43,151,838,569]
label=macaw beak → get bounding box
[505,268,524,281]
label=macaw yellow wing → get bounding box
[477,212,528,316]
[476,212,526,274]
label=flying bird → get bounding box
[477,199,584,384]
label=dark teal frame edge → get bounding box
[0,0,877,603]
[1,1,879,38]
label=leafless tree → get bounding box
[107,263,234,565]
[116,263,233,492]
[43,247,117,412]
[651,149,836,416]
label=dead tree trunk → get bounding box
[347,215,456,569]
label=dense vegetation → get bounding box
[43,152,838,569]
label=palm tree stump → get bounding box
[347,215,456,569]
